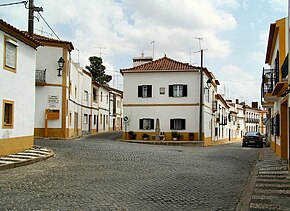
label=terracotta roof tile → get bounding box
[33,34,74,50]
[0,19,42,48]
[121,56,199,72]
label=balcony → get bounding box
[35,69,46,85]
[261,67,278,107]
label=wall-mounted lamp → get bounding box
[57,57,65,77]
[205,78,212,89]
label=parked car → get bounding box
[242,132,263,148]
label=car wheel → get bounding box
[242,142,246,147]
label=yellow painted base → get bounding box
[123,132,200,141]
[0,136,34,156]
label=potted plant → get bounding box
[189,132,194,141]
[172,131,179,141]
[128,131,136,140]
[142,133,149,140]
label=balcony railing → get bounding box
[35,69,46,85]
[261,67,278,101]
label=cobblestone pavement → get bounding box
[0,132,261,210]
[249,148,290,211]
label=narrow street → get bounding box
[0,132,261,210]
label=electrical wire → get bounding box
[37,12,61,40]
[0,1,27,7]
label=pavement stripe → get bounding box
[249,202,282,210]
[0,160,14,164]
[17,152,46,157]
[8,154,39,159]
[0,157,27,162]
[254,188,290,195]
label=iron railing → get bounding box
[261,67,278,101]
[35,69,46,84]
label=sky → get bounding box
[0,0,288,104]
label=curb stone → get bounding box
[0,145,54,171]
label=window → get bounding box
[84,114,88,124]
[3,100,14,128]
[170,119,186,130]
[205,88,209,102]
[4,36,18,72]
[84,90,88,101]
[169,85,187,97]
[75,86,77,98]
[106,115,108,124]
[139,118,154,130]
[138,85,152,98]
[100,114,102,124]
[101,92,103,102]
[117,100,121,108]
[160,87,165,95]
[93,88,97,102]
[94,115,96,125]
[106,95,109,104]
[69,112,72,126]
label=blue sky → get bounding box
[0,0,288,104]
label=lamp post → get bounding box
[57,57,65,77]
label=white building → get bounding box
[121,55,220,145]
[34,34,74,139]
[0,20,41,156]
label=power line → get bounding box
[37,12,61,40]
[0,1,27,7]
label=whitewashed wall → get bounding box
[0,31,36,138]
[35,46,63,129]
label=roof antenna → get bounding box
[151,41,156,59]
[141,50,144,57]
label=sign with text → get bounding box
[48,95,59,108]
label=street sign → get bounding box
[124,116,129,123]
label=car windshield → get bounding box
[245,132,259,136]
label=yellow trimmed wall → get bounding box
[34,128,66,139]
[123,132,200,141]
[0,136,34,156]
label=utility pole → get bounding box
[199,49,204,142]
[28,0,43,36]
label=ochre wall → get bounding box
[0,136,34,156]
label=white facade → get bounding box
[121,56,220,144]
[0,20,40,156]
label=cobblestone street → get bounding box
[0,132,261,210]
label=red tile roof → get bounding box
[121,56,199,73]
[33,34,74,51]
[0,19,42,48]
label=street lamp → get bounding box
[57,57,65,77]
[205,78,212,89]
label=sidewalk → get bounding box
[242,147,290,211]
[0,146,54,171]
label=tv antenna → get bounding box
[151,41,156,59]
[96,47,106,58]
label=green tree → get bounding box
[85,56,112,84]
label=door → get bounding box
[74,112,78,136]
[88,115,91,133]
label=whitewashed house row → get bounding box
[34,35,123,139]
[0,20,41,156]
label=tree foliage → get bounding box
[85,56,112,84]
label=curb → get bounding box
[121,139,204,146]
[0,146,54,171]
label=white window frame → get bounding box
[173,85,183,97]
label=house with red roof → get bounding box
[121,54,223,145]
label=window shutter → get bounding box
[138,86,142,97]
[276,114,280,136]
[169,85,173,97]
[170,119,174,130]
[183,85,187,97]
[181,119,186,130]
[139,119,143,129]
[148,85,152,97]
[150,119,154,129]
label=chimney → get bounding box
[133,51,153,67]
[252,101,258,109]
[235,99,239,104]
